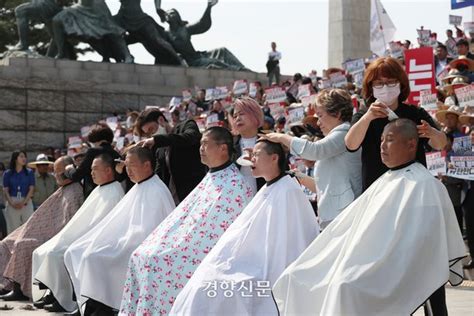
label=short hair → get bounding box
[135,108,167,137]
[233,97,264,128]
[362,57,410,105]
[384,118,419,145]
[316,88,353,122]
[87,122,114,143]
[127,146,155,170]
[203,126,234,158]
[256,139,288,173]
[437,44,448,52]
[95,153,115,170]
[457,38,469,47]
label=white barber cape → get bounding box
[170,174,319,316]
[32,181,125,312]
[273,162,466,316]
[64,175,175,311]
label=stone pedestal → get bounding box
[0,57,283,162]
[328,0,371,67]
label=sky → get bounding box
[81,0,474,76]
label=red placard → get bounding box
[404,47,436,105]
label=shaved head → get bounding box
[384,119,419,144]
[381,119,419,168]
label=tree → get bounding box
[0,0,52,55]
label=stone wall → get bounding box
[0,57,287,163]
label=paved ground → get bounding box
[0,284,472,315]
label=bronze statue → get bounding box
[113,0,183,65]
[51,0,133,63]
[13,0,63,56]
[161,0,249,71]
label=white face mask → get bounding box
[373,84,400,106]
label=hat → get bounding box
[459,113,474,125]
[435,105,463,124]
[28,153,54,168]
[441,69,468,83]
[449,56,474,71]
[441,76,469,94]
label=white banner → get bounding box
[265,87,287,104]
[426,151,447,176]
[233,80,248,96]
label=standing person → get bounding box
[463,129,474,270]
[261,89,362,229]
[138,108,206,203]
[232,97,266,194]
[267,41,282,86]
[2,151,35,234]
[29,154,56,210]
[68,123,123,198]
[344,57,448,316]
[273,119,465,316]
[445,29,458,58]
[0,163,6,240]
[345,56,447,191]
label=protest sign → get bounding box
[68,136,82,149]
[297,84,312,99]
[404,47,436,104]
[417,29,431,46]
[452,135,472,155]
[80,126,91,138]
[426,151,447,176]
[233,80,248,95]
[215,86,229,100]
[344,58,365,75]
[447,155,474,180]
[249,82,258,98]
[329,72,348,88]
[449,15,462,26]
[265,87,287,104]
[420,89,438,111]
[206,113,220,128]
[454,85,474,108]
[288,106,305,125]
[106,116,118,131]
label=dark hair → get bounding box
[87,122,114,144]
[316,88,353,122]
[293,73,303,82]
[9,150,27,172]
[362,57,410,105]
[127,146,155,170]
[95,153,115,170]
[256,139,288,173]
[204,127,235,158]
[457,38,469,47]
[301,77,313,85]
[135,108,167,137]
[437,44,447,52]
[0,162,5,171]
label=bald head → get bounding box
[381,119,418,168]
[54,156,74,186]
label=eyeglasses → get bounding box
[372,80,399,89]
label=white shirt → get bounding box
[268,50,282,61]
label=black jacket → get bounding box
[70,142,123,198]
[154,119,206,202]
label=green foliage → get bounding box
[0,0,52,54]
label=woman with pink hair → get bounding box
[232,97,265,195]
